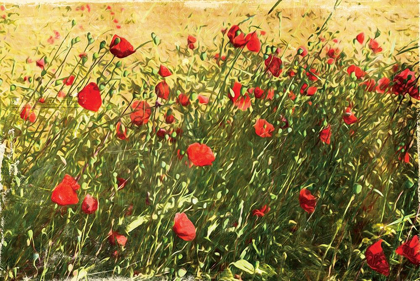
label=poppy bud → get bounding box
[71,19,76,27]
[263,54,269,60]
[10,85,16,91]
[271,46,277,54]
[200,52,207,61]
[116,61,122,68]
[75,37,81,43]
[99,84,105,91]
[265,45,271,54]
[99,40,106,49]
[123,70,128,77]
[297,48,303,55]
[41,70,47,76]
[114,37,121,45]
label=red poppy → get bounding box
[360,79,376,92]
[227,25,248,48]
[366,240,390,276]
[369,39,382,54]
[187,35,196,50]
[20,104,36,123]
[229,81,243,103]
[254,87,264,99]
[244,32,261,53]
[177,93,190,106]
[79,52,87,59]
[392,68,418,98]
[320,125,331,145]
[173,212,196,241]
[265,55,282,77]
[51,174,80,206]
[297,46,308,57]
[356,32,365,44]
[288,70,296,77]
[306,69,319,81]
[130,101,151,126]
[36,58,45,69]
[109,35,136,58]
[77,82,102,112]
[116,122,128,140]
[234,94,251,111]
[396,235,420,265]
[347,65,365,80]
[266,89,274,100]
[289,91,296,100]
[198,95,209,104]
[165,113,175,124]
[117,177,127,190]
[343,106,358,125]
[279,115,289,129]
[108,230,127,246]
[254,119,275,138]
[155,80,170,100]
[58,91,66,98]
[299,188,317,214]
[81,194,98,214]
[47,36,54,44]
[38,98,46,103]
[306,86,317,96]
[187,143,215,166]
[158,65,172,77]
[374,77,390,94]
[326,47,340,59]
[252,205,270,217]
[63,75,75,86]
[327,58,335,65]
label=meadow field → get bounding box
[0,0,419,280]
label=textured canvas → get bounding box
[0,0,419,280]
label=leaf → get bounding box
[268,0,283,15]
[231,260,254,275]
[126,215,149,233]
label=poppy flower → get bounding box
[327,58,335,65]
[116,122,128,140]
[110,35,135,58]
[155,80,170,100]
[108,230,127,246]
[234,94,251,111]
[58,91,66,98]
[155,129,166,139]
[117,177,127,190]
[20,104,36,123]
[356,32,365,44]
[299,188,317,214]
[360,79,376,92]
[229,82,243,103]
[265,55,282,77]
[366,240,390,276]
[300,84,317,96]
[252,205,270,217]
[289,91,296,101]
[187,35,196,50]
[343,106,358,125]
[306,69,319,82]
[266,89,275,100]
[396,235,420,265]
[326,47,340,59]
[130,101,151,126]
[47,36,54,44]
[244,32,261,53]
[81,194,98,214]
[165,113,175,124]
[369,39,382,54]
[187,143,215,167]
[319,125,331,145]
[297,46,308,57]
[51,174,80,206]
[79,52,87,59]
[38,97,46,103]
[376,77,390,94]
[158,65,172,77]
[197,95,209,104]
[63,75,75,86]
[347,65,365,80]
[177,93,190,106]
[288,70,296,77]
[77,82,102,112]
[254,119,275,138]
[173,212,196,241]
[254,87,264,99]
[392,68,417,97]
[36,58,45,69]
[227,25,248,48]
